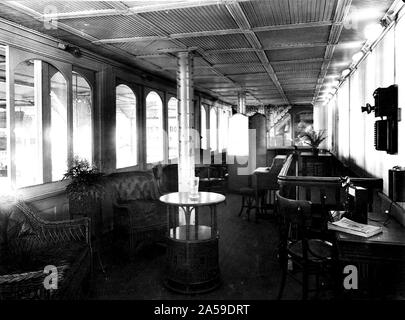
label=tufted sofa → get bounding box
[108,171,166,258]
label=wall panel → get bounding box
[324,16,405,194]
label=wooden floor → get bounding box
[90,193,405,300]
[90,193,307,300]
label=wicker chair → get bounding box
[0,201,91,300]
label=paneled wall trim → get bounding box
[318,13,405,195]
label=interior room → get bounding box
[1,0,405,303]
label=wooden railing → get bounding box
[278,153,383,208]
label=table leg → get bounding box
[210,206,214,238]
[167,206,170,238]
[195,207,199,240]
[184,206,191,241]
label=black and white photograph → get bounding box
[0,0,405,311]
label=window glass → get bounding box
[168,97,178,160]
[116,84,137,168]
[146,91,163,163]
[50,68,68,181]
[14,60,42,187]
[0,46,7,186]
[73,72,92,163]
[210,107,217,151]
[200,106,207,150]
[228,113,248,156]
[218,109,230,151]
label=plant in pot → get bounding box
[63,157,105,238]
[300,129,327,155]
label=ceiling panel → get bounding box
[241,0,336,27]
[228,73,269,82]
[139,5,238,34]
[256,26,331,47]
[60,15,158,39]
[18,1,113,14]
[179,34,251,51]
[205,51,260,65]
[273,61,323,73]
[114,39,182,55]
[266,46,326,62]
[217,64,267,75]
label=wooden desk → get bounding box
[335,211,405,263]
[334,211,405,298]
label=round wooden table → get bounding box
[159,191,226,294]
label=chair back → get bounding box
[256,155,287,190]
[152,164,178,194]
[276,191,312,229]
[276,191,329,241]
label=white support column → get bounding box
[237,91,246,114]
[177,51,195,193]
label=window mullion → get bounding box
[37,60,48,183]
[5,46,15,187]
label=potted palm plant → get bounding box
[63,157,105,237]
[300,129,327,155]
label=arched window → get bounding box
[168,97,178,160]
[200,105,207,150]
[116,84,137,168]
[50,69,68,181]
[210,107,217,151]
[14,60,68,187]
[73,71,92,164]
[218,108,230,151]
[146,91,163,163]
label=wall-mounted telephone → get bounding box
[363,85,399,155]
[374,119,398,154]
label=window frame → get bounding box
[167,95,179,162]
[10,58,71,188]
[115,81,138,170]
[145,88,165,165]
[72,66,95,165]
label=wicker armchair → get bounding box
[0,201,91,300]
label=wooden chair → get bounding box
[275,191,338,300]
[238,175,265,221]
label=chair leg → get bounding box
[315,273,320,299]
[246,197,251,221]
[238,196,245,217]
[302,268,309,300]
[278,253,288,300]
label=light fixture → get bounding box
[341,68,351,78]
[364,23,384,42]
[57,42,81,57]
[352,51,364,63]
[330,80,340,88]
